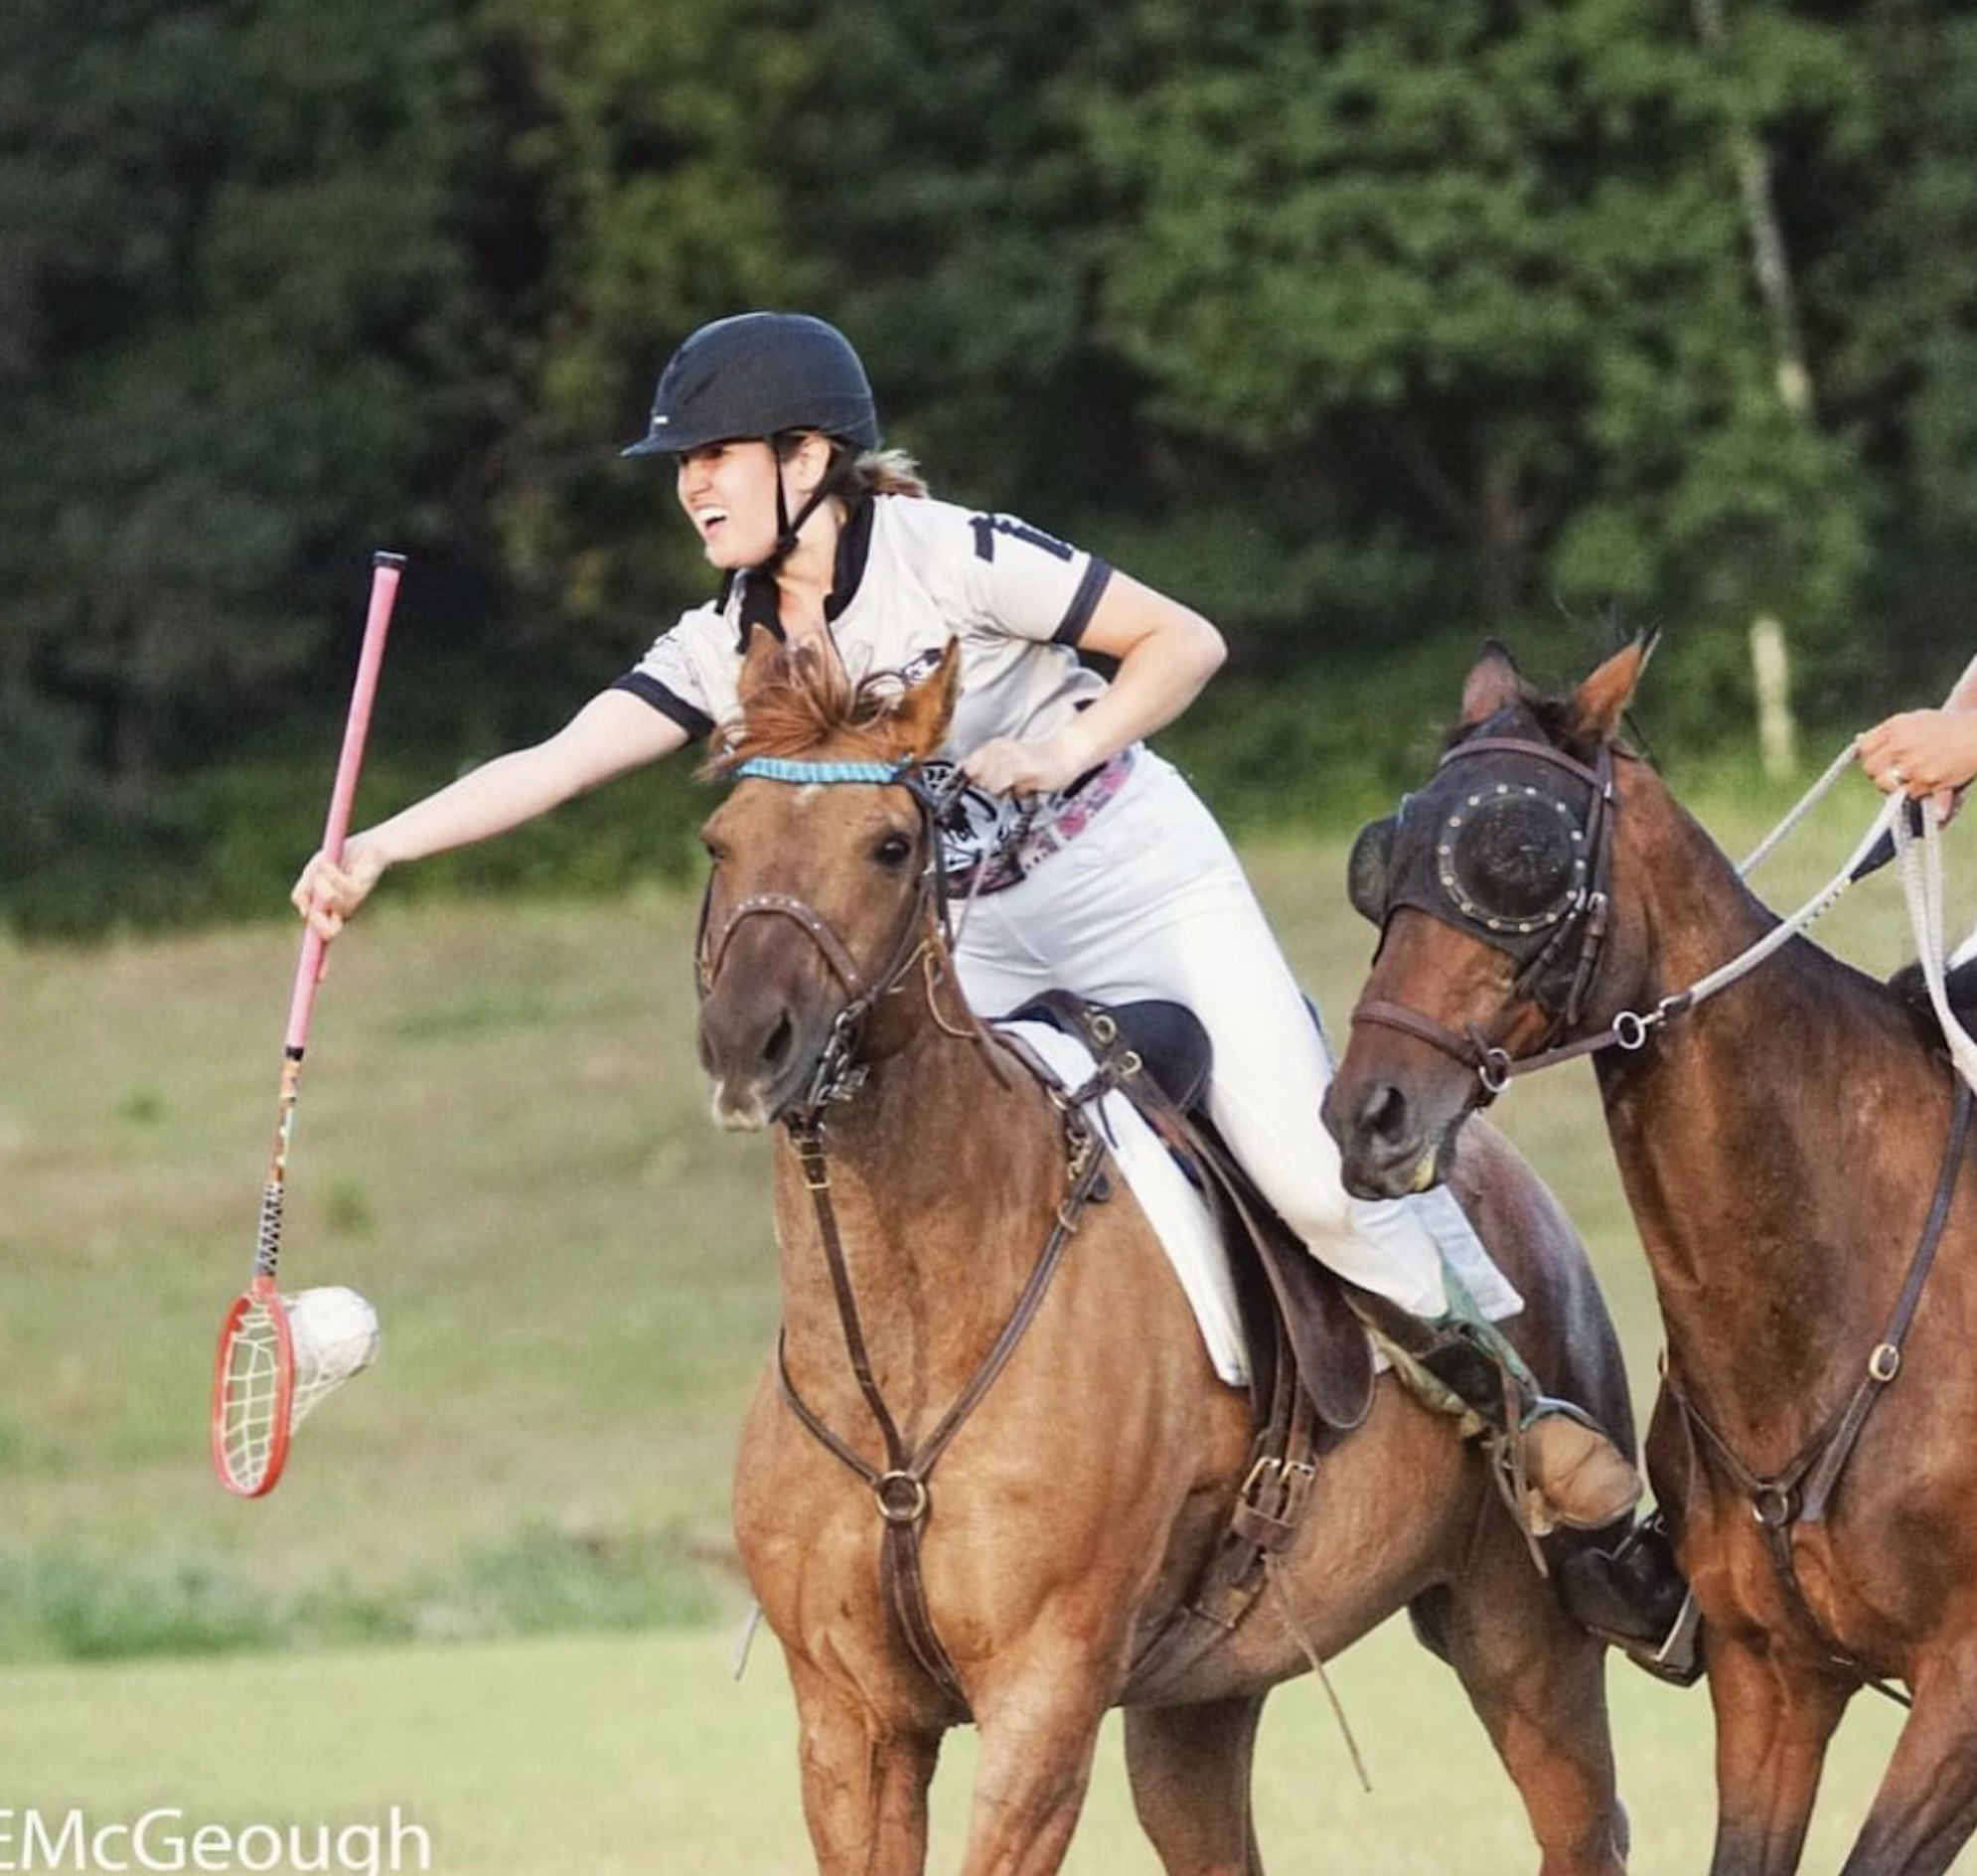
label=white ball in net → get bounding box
[284,1286,380,1428]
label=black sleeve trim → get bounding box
[1051,557,1114,646]
[612,673,714,741]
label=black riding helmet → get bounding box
[621,311,879,458]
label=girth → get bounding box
[1007,994,1365,1700]
[1665,1075,1972,1707]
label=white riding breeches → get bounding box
[952,752,1502,1322]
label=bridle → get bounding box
[695,754,962,1114]
[1349,732,1634,1101]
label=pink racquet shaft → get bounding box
[284,552,405,1054]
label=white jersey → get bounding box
[616,492,1117,875]
[620,490,1501,1324]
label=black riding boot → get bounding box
[1556,1511,1704,1684]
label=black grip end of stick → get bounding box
[1850,801,1927,883]
[1851,830,1896,882]
[372,549,407,570]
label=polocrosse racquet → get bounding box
[211,550,405,1497]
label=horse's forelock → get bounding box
[705,644,916,776]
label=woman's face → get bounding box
[675,440,784,569]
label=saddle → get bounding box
[1002,993,1703,1688]
[1008,990,1376,1436]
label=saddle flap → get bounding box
[1196,1122,1376,1434]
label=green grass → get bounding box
[0,1624,1926,1873]
[0,755,1963,1866]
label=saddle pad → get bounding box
[1000,1020,1250,1387]
[998,1023,1527,1385]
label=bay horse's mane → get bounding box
[705,640,917,775]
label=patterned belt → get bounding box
[957,744,1139,895]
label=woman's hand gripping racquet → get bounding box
[212,551,405,1497]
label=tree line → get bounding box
[4,0,1973,930]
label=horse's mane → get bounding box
[703,641,915,776]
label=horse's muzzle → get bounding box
[1321,1074,1451,1200]
[697,989,825,1133]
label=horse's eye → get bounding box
[872,832,914,869]
[701,837,725,864]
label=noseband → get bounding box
[1350,734,1625,1101]
[696,755,960,1114]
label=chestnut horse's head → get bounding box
[694,631,962,1131]
[1324,636,1656,1197]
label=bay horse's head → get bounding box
[1324,636,1656,1197]
[694,630,962,1131]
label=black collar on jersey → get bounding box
[824,495,873,621]
[728,495,875,651]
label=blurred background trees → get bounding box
[4,0,1973,929]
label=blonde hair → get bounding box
[771,435,929,503]
[845,447,929,499]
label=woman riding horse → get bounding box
[693,635,1637,1873]
[293,309,1637,1531]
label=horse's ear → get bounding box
[892,640,962,757]
[1459,640,1526,725]
[737,624,782,701]
[1568,631,1659,745]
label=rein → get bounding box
[703,751,1104,1716]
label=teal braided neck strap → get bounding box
[731,755,905,785]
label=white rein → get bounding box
[1700,736,1977,1096]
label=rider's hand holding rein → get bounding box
[1860,706,1977,830]
[960,573,1224,798]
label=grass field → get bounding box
[1,756,1968,1870]
[0,1623,1920,1874]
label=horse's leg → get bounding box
[1701,1635,1851,1876]
[1420,1573,1629,1876]
[1837,1643,1977,1876]
[956,1671,1115,1876]
[785,1653,941,1876]
[1123,1693,1268,1876]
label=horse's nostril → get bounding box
[763,1012,794,1068]
[1362,1082,1410,1146]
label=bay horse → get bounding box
[1325,638,1977,1876]
[691,632,1635,1875]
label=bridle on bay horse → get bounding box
[1344,720,1970,1705]
[696,755,1112,1719]
[1346,732,1638,1101]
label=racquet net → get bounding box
[213,1286,295,1497]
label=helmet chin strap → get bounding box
[769,444,839,565]
[742,441,845,639]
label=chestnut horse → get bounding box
[691,635,1634,1875]
[1326,638,1977,1876]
